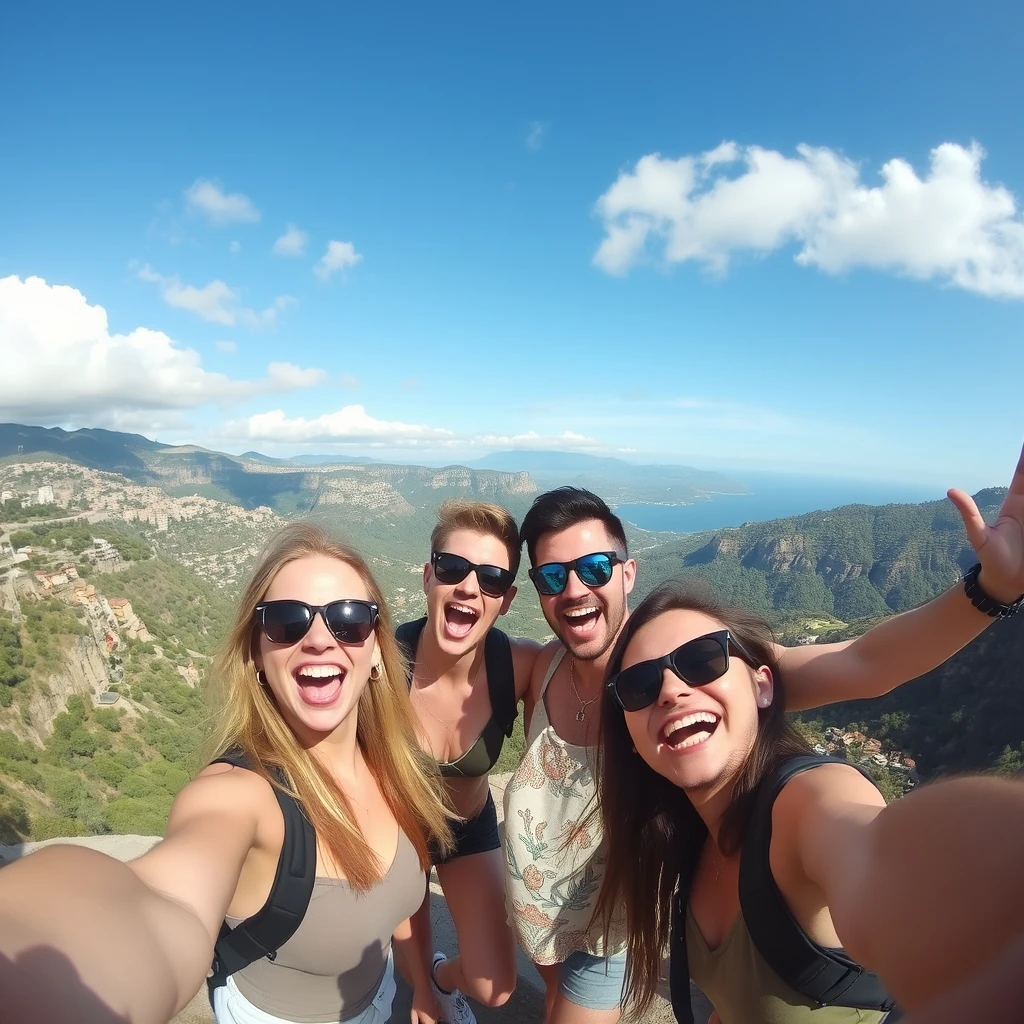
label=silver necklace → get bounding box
[569,657,599,722]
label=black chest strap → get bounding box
[207,749,316,992]
[739,755,897,1013]
[669,755,900,1022]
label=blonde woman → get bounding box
[0,523,452,1024]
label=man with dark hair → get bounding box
[505,488,637,1024]
[504,467,1024,1024]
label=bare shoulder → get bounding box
[128,761,276,936]
[130,763,273,879]
[770,762,886,885]
[773,762,885,827]
[509,636,543,699]
[527,640,562,695]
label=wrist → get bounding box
[964,564,1024,615]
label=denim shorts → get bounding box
[212,951,396,1024]
[557,948,627,1011]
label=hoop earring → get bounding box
[369,663,381,681]
[256,669,268,687]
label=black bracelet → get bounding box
[962,563,1024,619]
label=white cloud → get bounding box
[185,178,261,226]
[273,224,309,257]
[526,121,548,152]
[266,362,329,389]
[466,430,602,451]
[594,140,1024,298]
[0,275,324,421]
[221,405,604,452]
[223,405,456,445]
[215,340,238,354]
[314,240,363,280]
[138,265,295,328]
[339,373,361,389]
[229,241,241,254]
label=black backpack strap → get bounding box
[483,627,518,737]
[739,754,897,1012]
[395,618,428,687]
[207,749,316,992]
[669,881,696,1024]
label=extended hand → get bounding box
[947,439,1024,605]
[410,984,442,1024]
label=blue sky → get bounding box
[1,1,1022,490]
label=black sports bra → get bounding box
[396,617,518,778]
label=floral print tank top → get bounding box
[503,647,626,965]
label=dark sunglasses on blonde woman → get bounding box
[254,599,379,646]
[606,629,758,712]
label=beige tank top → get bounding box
[686,905,888,1023]
[503,647,626,965]
[226,828,424,1023]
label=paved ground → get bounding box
[1,774,710,1023]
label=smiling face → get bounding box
[621,608,772,795]
[533,518,635,662]
[254,554,379,744]
[423,528,516,656]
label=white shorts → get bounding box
[211,953,396,1024]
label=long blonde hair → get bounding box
[204,522,452,888]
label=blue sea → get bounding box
[617,471,946,535]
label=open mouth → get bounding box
[443,602,479,640]
[563,604,600,637]
[660,711,720,751]
[294,664,346,707]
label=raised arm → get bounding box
[779,764,1024,1011]
[779,440,1024,711]
[0,764,261,1024]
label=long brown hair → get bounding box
[203,522,452,888]
[594,578,810,1014]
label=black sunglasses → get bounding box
[430,551,516,598]
[254,599,379,646]
[606,629,758,712]
[528,551,623,596]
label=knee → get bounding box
[464,973,517,1007]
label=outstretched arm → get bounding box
[779,440,1024,712]
[781,765,1024,1011]
[0,765,259,1024]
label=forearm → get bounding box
[0,845,212,1024]
[836,776,1024,1009]
[783,579,997,710]
[900,928,1024,1024]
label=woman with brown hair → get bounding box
[595,573,1024,1023]
[0,522,452,1024]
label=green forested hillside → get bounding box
[799,614,1024,779]
[633,489,1008,623]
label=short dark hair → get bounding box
[519,487,628,566]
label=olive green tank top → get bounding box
[685,905,888,1024]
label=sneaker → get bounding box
[431,952,477,1024]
